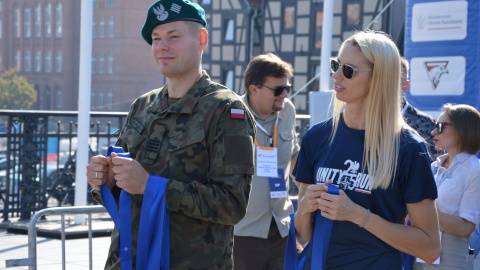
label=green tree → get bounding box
[0,68,37,109]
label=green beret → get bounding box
[141,0,207,45]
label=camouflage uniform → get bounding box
[93,71,255,270]
[402,98,443,161]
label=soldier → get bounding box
[86,0,255,269]
[234,53,300,270]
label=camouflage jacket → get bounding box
[94,71,255,270]
[402,98,443,162]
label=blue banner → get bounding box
[404,0,480,113]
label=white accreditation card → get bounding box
[256,146,278,177]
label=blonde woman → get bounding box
[414,104,480,270]
[293,31,441,269]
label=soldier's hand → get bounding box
[86,155,114,190]
[111,152,149,194]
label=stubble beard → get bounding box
[272,99,285,112]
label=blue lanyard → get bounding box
[100,146,170,269]
[284,184,339,270]
[101,146,133,270]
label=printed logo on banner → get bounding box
[410,56,465,96]
[425,61,449,89]
[411,1,467,42]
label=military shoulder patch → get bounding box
[230,108,245,119]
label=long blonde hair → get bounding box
[331,31,404,190]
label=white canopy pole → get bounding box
[74,0,93,224]
[319,0,334,92]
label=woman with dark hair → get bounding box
[293,31,441,269]
[414,104,480,270]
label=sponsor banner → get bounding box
[411,1,467,42]
[410,56,465,96]
[405,0,480,112]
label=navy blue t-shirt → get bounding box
[293,115,437,270]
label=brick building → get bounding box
[0,0,405,114]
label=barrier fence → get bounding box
[5,205,108,270]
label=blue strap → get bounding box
[136,175,170,270]
[311,184,339,269]
[284,212,300,270]
[101,146,132,270]
[284,184,339,270]
[100,146,170,269]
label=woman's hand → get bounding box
[317,187,367,225]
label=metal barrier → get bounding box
[5,205,108,270]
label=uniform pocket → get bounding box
[119,122,145,149]
[167,127,205,152]
[279,131,293,141]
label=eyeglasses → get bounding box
[257,84,292,96]
[435,122,452,134]
[330,58,371,79]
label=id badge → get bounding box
[269,169,287,198]
[256,146,278,177]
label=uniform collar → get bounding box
[147,70,210,115]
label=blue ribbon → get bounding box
[284,184,339,270]
[100,146,170,269]
[101,146,133,270]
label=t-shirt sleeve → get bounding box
[293,128,315,184]
[398,139,438,203]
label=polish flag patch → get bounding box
[230,108,245,119]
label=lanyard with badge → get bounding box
[255,115,287,198]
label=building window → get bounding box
[108,52,114,74]
[34,51,41,72]
[24,5,31,38]
[202,0,211,4]
[14,4,21,38]
[311,65,321,92]
[108,16,114,38]
[92,18,96,38]
[108,0,114,7]
[284,6,295,30]
[224,19,234,41]
[34,4,41,37]
[45,51,52,72]
[99,53,105,74]
[91,55,96,74]
[314,11,323,49]
[98,90,104,109]
[223,70,234,90]
[24,51,31,72]
[107,89,113,109]
[55,87,62,109]
[45,3,52,38]
[99,17,105,38]
[15,51,21,70]
[55,51,62,73]
[55,3,62,37]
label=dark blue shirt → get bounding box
[293,115,437,270]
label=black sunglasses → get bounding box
[435,122,452,134]
[330,58,371,79]
[258,84,292,96]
